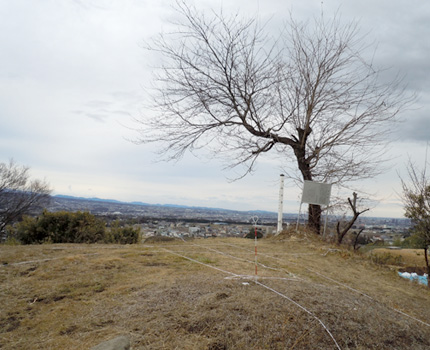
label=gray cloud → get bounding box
[396,114,430,142]
[0,0,429,217]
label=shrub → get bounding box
[15,210,106,244]
[107,220,140,244]
[244,228,264,239]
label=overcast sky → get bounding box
[1,0,429,218]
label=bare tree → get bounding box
[137,1,412,233]
[0,159,51,236]
[336,192,369,245]
[401,158,430,288]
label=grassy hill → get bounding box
[1,233,429,349]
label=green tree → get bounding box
[401,160,430,287]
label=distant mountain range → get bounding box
[53,194,277,215]
[54,194,130,205]
[49,194,288,224]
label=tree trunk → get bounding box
[293,139,322,235]
[308,204,322,235]
[353,228,365,251]
[337,213,359,245]
[336,193,369,245]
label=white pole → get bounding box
[252,216,259,280]
[296,202,302,232]
[323,206,329,237]
[276,174,285,235]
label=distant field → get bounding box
[1,235,429,349]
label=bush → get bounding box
[3,236,21,246]
[107,220,140,244]
[244,228,264,239]
[15,210,106,244]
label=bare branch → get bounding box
[336,192,369,245]
[135,1,414,233]
[0,159,51,235]
[400,153,430,287]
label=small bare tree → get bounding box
[401,159,430,288]
[137,1,412,233]
[336,192,369,245]
[0,159,51,236]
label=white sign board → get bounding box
[301,181,332,206]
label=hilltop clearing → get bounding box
[0,235,429,349]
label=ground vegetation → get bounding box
[1,236,428,349]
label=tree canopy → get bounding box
[137,1,412,233]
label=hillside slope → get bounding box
[1,235,429,349]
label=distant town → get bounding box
[48,195,411,245]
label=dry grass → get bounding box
[1,237,429,349]
[370,248,427,271]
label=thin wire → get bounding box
[255,280,341,350]
[161,246,342,349]
[223,242,430,328]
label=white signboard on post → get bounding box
[301,180,332,206]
